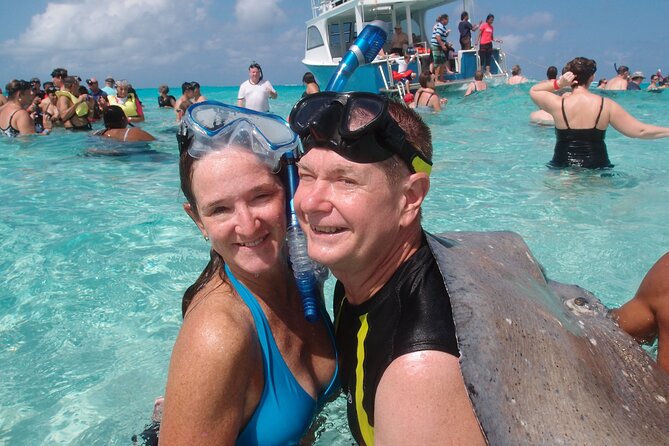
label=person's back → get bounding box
[94,105,155,142]
[606,66,630,90]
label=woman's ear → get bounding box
[184,202,207,238]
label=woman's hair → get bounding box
[5,79,32,97]
[486,14,494,21]
[178,149,225,316]
[511,65,521,76]
[115,79,129,89]
[461,11,469,20]
[302,72,316,84]
[474,70,484,81]
[159,84,169,94]
[563,57,597,87]
[419,70,432,88]
[103,105,127,129]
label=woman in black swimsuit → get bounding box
[0,80,38,137]
[412,71,445,112]
[530,57,669,169]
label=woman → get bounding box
[40,83,61,130]
[0,79,38,137]
[412,70,446,112]
[464,70,488,97]
[107,79,145,123]
[302,72,320,97]
[92,105,155,142]
[476,14,500,75]
[530,57,669,169]
[160,102,338,445]
[158,84,176,108]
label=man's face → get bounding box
[295,148,406,275]
[249,68,261,84]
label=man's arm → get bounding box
[612,252,669,373]
[374,351,486,445]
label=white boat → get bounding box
[303,0,508,94]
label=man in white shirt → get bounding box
[237,62,277,112]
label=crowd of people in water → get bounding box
[2,25,669,446]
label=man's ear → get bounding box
[399,173,430,227]
[184,202,207,238]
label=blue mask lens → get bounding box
[181,101,299,171]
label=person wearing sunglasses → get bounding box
[39,83,62,131]
[289,92,485,445]
[160,101,338,445]
[0,79,39,137]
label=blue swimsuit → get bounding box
[225,265,339,446]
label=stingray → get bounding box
[427,231,669,445]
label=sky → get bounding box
[1,0,668,89]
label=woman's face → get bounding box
[487,17,494,24]
[186,148,287,276]
[116,85,128,97]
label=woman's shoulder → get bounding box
[183,279,255,338]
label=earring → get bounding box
[204,235,209,242]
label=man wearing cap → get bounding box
[605,65,630,90]
[627,71,645,90]
[389,25,409,55]
[101,78,115,96]
[292,96,486,445]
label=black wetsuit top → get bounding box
[333,234,459,445]
[551,96,612,169]
[158,95,176,108]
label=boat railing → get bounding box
[311,0,351,18]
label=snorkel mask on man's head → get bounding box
[288,92,432,175]
[177,101,299,171]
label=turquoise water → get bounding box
[1,85,667,445]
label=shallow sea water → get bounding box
[0,85,667,445]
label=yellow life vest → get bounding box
[108,93,139,117]
[55,90,89,117]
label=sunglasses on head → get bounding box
[288,92,432,175]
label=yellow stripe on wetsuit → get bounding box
[356,313,374,445]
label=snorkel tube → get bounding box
[284,152,325,323]
[325,20,388,92]
[286,21,387,322]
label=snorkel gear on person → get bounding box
[289,92,433,175]
[177,101,327,322]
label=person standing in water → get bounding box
[530,56,669,169]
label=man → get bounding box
[613,252,669,373]
[389,25,409,55]
[101,77,116,96]
[174,82,195,122]
[605,65,630,90]
[458,11,481,50]
[291,94,486,445]
[56,76,91,130]
[627,71,644,90]
[430,14,454,80]
[237,61,277,112]
[190,81,207,103]
[51,67,68,91]
[86,77,107,119]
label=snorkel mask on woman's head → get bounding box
[177,101,299,172]
[288,92,432,175]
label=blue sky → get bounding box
[1,0,667,89]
